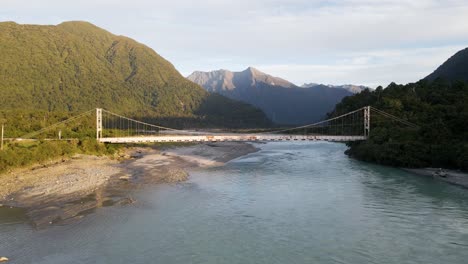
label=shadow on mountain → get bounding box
[137,93,272,129]
[216,84,352,125]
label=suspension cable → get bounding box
[101,109,202,135]
[19,106,419,140]
[21,109,95,139]
[259,107,366,134]
[370,107,419,128]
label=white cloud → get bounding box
[256,45,466,87]
[1,0,468,86]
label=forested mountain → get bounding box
[0,21,270,129]
[330,47,468,170]
[425,47,468,82]
[188,67,353,125]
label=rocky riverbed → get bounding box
[0,142,258,228]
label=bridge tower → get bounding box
[364,106,370,138]
[96,108,103,140]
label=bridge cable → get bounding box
[258,107,366,134]
[20,109,95,139]
[101,109,204,135]
[370,107,419,128]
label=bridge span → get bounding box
[95,106,373,143]
[99,134,367,143]
[18,106,418,143]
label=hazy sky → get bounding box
[2,0,468,87]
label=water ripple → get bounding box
[2,142,468,263]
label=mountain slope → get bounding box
[0,21,270,128]
[189,67,296,93]
[425,47,468,82]
[302,83,369,94]
[188,68,353,125]
[328,47,468,170]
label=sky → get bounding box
[1,0,468,87]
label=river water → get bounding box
[1,142,468,264]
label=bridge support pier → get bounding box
[96,108,102,140]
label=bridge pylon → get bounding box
[364,106,370,138]
[96,108,103,140]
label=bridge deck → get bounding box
[99,134,367,143]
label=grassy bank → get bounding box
[0,139,120,174]
[0,139,200,174]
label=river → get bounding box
[1,142,468,263]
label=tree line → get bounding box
[330,79,468,170]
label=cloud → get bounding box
[256,45,466,87]
[1,0,468,85]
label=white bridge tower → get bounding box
[96,108,103,140]
[364,106,370,138]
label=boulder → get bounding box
[119,175,131,181]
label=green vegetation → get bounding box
[0,139,120,173]
[330,79,468,170]
[0,21,270,128]
[0,22,270,172]
[0,110,95,138]
[0,21,271,173]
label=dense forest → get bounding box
[0,21,272,173]
[330,79,468,170]
[0,21,270,128]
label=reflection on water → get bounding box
[1,142,468,264]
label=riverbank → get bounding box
[0,142,258,228]
[403,168,468,189]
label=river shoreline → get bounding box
[0,142,258,228]
[2,142,467,229]
[403,168,468,189]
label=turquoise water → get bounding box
[1,142,468,263]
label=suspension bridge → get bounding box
[11,106,418,144]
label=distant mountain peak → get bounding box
[302,83,369,94]
[247,67,296,88]
[188,68,355,125]
[245,66,257,72]
[302,82,320,87]
[245,66,262,76]
[187,67,296,91]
